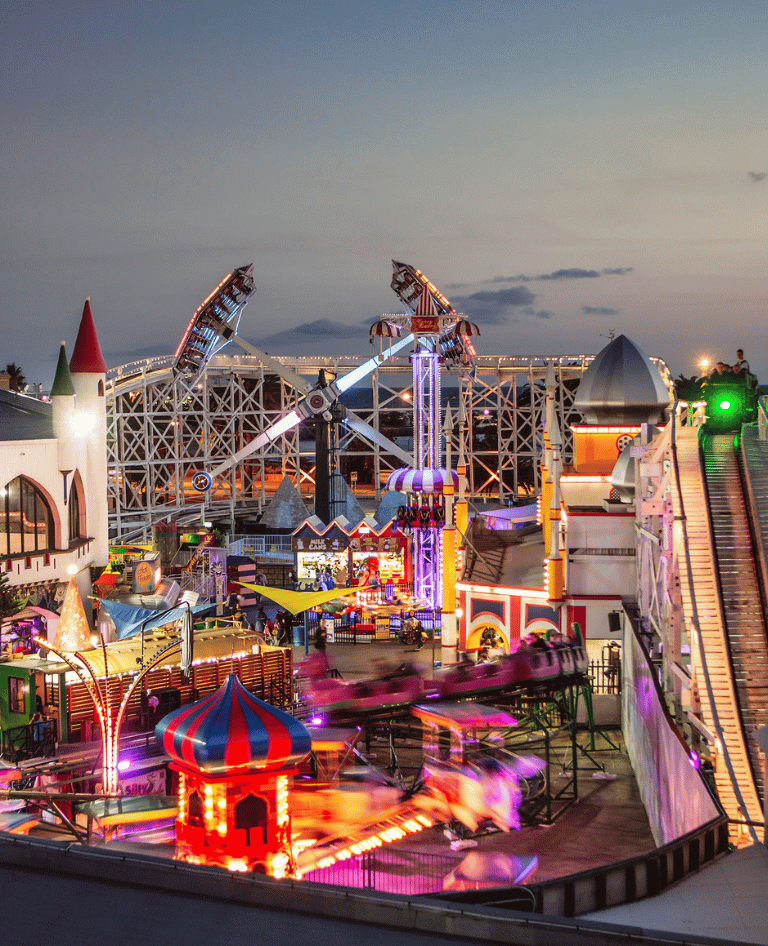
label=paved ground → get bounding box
[588,843,768,945]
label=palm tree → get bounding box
[5,363,26,393]
[674,373,704,402]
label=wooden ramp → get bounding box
[672,428,763,840]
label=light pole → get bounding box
[35,601,193,797]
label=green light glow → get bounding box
[719,399,731,411]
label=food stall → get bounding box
[348,522,409,587]
[292,521,351,587]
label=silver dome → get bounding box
[574,335,670,424]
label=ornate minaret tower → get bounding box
[69,298,109,567]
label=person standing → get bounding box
[734,349,750,375]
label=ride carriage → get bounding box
[411,702,546,835]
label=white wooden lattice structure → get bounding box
[107,351,671,540]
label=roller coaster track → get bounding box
[672,427,764,840]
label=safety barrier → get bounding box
[528,814,729,916]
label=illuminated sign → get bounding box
[410,315,440,335]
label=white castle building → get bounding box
[0,300,109,612]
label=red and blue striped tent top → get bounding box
[155,674,311,775]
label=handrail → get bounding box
[758,393,768,440]
[670,404,759,843]
[739,423,768,664]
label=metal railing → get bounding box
[303,848,463,895]
[588,658,622,694]
[231,534,294,562]
[304,609,443,644]
[2,718,58,763]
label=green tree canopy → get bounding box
[4,363,26,393]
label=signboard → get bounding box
[191,471,213,493]
[292,525,349,554]
[133,560,156,595]
[349,534,405,554]
[411,315,440,336]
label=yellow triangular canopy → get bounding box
[234,583,359,616]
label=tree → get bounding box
[674,373,704,402]
[5,362,26,393]
[0,570,21,626]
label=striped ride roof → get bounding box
[414,287,437,317]
[155,674,311,774]
[386,467,458,494]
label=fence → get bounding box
[304,609,443,645]
[2,718,58,763]
[587,657,622,694]
[303,847,463,895]
[231,534,293,562]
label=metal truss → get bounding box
[106,352,671,540]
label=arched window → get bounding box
[188,791,203,828]
[0,476,54,557]
[69,482,81,542]
[235,794,268,846]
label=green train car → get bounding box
[701,371,759,433]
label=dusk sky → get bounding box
[3,0,766,388]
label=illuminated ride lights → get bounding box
[303,812,434,873]
[174,266,256,378]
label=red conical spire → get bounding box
[69,298,107,373]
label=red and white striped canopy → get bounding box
[386,467,459,494]
[455,318,480,337]
[414,287,438,317]
[155,674,311,774]
[370,320,403,338]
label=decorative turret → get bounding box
[574,334,670,426]
[69,299,108,375]
[571,335,670,475]
[69,299,109,566]
[50,342,76,490]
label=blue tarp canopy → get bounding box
[97,599,216,641]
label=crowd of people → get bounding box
[707,348,751,379]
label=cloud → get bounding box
[257,318,369,348]
[484,267,632,283]
[451,286,537,323]
[537,268,601,281]
[582,306,621,316]
[523,307,554,319]
[748,171,766,183]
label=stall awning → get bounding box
[68,626,270,677]
[97,599,216,641]
[234,583,359,616]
